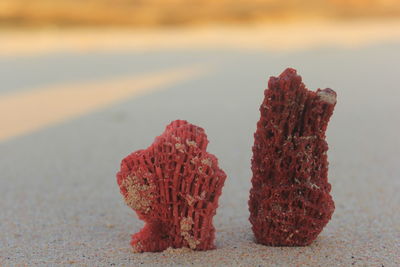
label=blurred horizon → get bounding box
[1,0,400,28]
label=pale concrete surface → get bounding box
[0,41,399,266]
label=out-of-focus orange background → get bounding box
[1,0,400,27]
[1,0,400,139]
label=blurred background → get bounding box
[1,0,400,26]
[1,1,400,266]
[1,0,400,139]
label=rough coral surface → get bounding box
[117,120,226,252]
[249,68,336,246]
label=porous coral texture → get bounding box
[249,68,336,246]
[117,120,226,252]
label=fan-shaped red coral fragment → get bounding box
[117,120,226,252]
[249,68,336,246]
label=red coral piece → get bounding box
[249,68,336,246]
[117,120,226,252]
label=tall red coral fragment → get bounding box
[249,68,336,246]
[117,120,226,252]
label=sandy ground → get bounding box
[0,21,399,266]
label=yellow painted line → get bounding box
[0,65,207,142]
